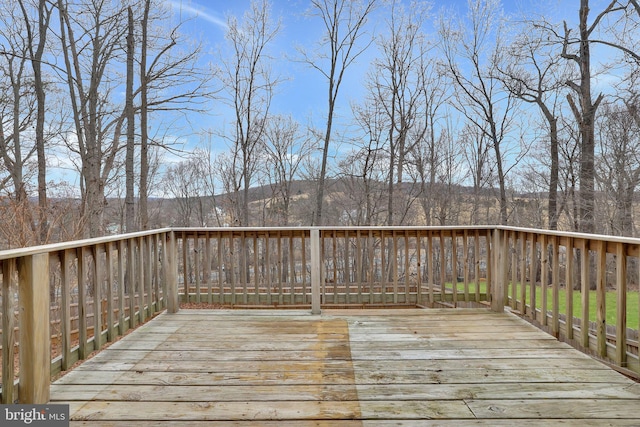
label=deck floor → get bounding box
[51,308,640,426]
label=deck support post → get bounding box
[18,253,50,403]
[311,228,321,315]
[491,228,506,313]
[166,231,179,313]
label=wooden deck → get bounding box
[50,308,640,426]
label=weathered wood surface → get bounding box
[49,308,640,425]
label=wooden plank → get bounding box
[467,399,640,419]
[54,366,631,387]
[67,420,640,427]
[63,400,476,421]
[51,382,640,403]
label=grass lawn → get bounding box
[453,281,639,328]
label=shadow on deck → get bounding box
[50,308,640,426]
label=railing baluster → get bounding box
[529,234,537,322]
[106,243,114,342]
[358,230,364,304]
[463,230,469,303]
[182,231,188,300]
[451,232,457,307]
[565,237,574,340]
[596,239,607,358]
[2,258,17,403]
[145,236,153,315]
[439,232,446,298]
[486,230,492,306]
[166,232,178,314]
[230,233,237,304]
[551,236,560,337]
[128,239,137,329]
[153,234,161,311]
[416,231,422,305]
[311,228,321,315]
[61,250,73,371]
[540,234,548,326]
[77,247,88,359]
[194,236,201,304]
[93,245,103,350]
[138,236,146,324]
[241,231,247,304]
[579,239,589,348]
[510,232,517,310]
[474,231,480,304]
[519,234,526,315]
[217,233,223,304]
[426,231,433,305]
[616,242,627,367]
[117,240,126,334]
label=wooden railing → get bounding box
[1,225,640,404]
[0,229,177,404]
[494,227,640,375]
[173,227,494,309]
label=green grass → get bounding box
[453,281,639,328]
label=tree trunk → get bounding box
[125,7,135,233]
[139,0,151,230]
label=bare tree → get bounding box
[298,0,377,225]
[343,99,389,226]
[0,1,40,245]
[57,0,129,237]
[369,0,430,225]
[125,7,135,233]
[559,0,608,233]
[438,0,522,225]
[497,23,571,230]
[18,0,53,243]
[162,150,216,227]
[460,124,493,224]
[410,51,451,226]
[596,103,640,236]
[218,0,281,226]
[263,115,316,226]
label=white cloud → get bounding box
[166,0,228,31]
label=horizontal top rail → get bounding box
[0,228,173,261]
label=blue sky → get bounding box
[143,0,621,196]
[163,0,592,130]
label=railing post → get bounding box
[18,253,50,403]
[166,231,179,313]
[311,228,321,315]
[491,228,506,313]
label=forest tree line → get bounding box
[0,0,639,250]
